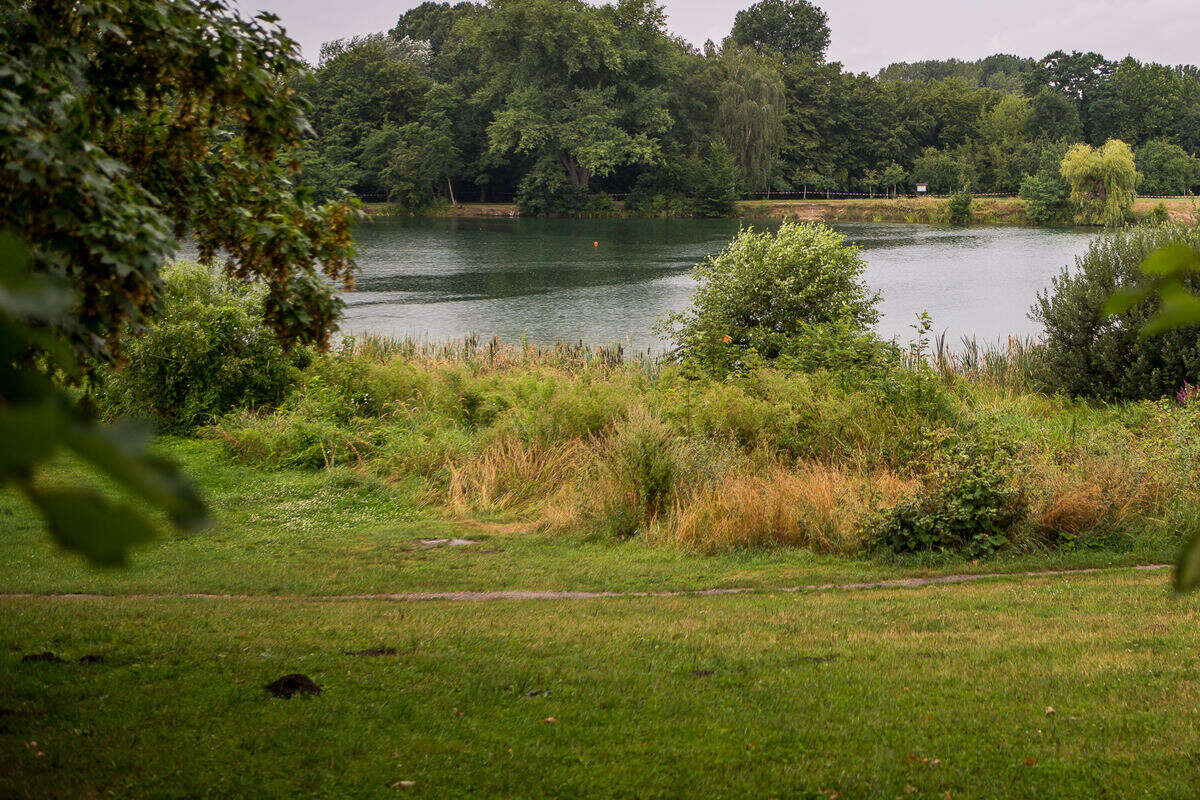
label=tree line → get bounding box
[295,0,1200,215]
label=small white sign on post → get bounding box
[915,183,928,194]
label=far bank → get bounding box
[362,196,1197,226]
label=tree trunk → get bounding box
[561,154,591,188]
[802,185,807,200]
[446,177,456,205]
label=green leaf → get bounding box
[25,486,158,567]
[1176,530,1200,593]
[0,402,65,473]
[65,424,209,531]
[1142,284,1200,337]
[1103,287,1147,317]
[1141,244,1197,277]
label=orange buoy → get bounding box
[593,241,599,247]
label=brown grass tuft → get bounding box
[445,437,584,515]
[664,464,914,553]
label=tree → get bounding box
[383,85,465,208]
[1028,86,1083,142]
[1136,139,1200,196]
[465,0,674,204]
[298,33,431,199]
[1020,142,1073,225]
[880,162,908,197]
[728,0,830,63]
[709,47,787,193]
[389,1,478,57]
[912,147,972,194]
[1060,139,1139,226]
[1,0,358,562]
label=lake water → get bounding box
[342,217,1095,350]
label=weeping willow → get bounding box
[1060,139,1139,227]
[714,48,786,194]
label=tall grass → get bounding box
[207,334,1200,558]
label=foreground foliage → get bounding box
[0,0,359,563]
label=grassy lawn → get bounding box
[2,439,1198,797]
[3,570,1199,798]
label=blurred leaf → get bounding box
[1103,287,1146,317]
[0,402,64,473]
[1176,531,1200,593]
[66,425,209,531]
[25,486,158,566]
[1141,243,1197,277]
[1142,284,1200,337]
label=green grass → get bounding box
[3,570,1199,798]
[0,438,1179,598]
[2,436,1197,797]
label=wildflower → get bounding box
[1179,382,1199,407]
[722,334,732,344]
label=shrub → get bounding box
[659,222,880,377]
[1020,144,1073,226]
[1144,203,1170,227]
[871,433,1023,557]
[1031,225,1200,401]
[96,263,305,432]
[516,159,589,216]
[947,189,973,226]
[599,408,680,529]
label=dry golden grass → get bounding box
[663,464,915,553]
[1028,453,1179,541]
[445,437,585,515]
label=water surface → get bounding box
[343,218,1095,350]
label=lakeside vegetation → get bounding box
[298,0,1200,218]
[363,195,1200,225]
[4,0,1200,796]
[82,223,1200,568]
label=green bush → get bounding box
[96,263,306,432]
[947,189,973,226]
[601,408,680,529]
[1019,144,1073,226]
[871,433,1022,557]
[516,159,590,216]
[659,222,880,377]
[1032,225,1200,401]
[1144,203,1170,227]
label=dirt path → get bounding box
[0,565,1169,604]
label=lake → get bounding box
[342,217,1096,351]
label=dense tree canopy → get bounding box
[728,0,830,63]
[1,0,359,561]
[294,0,1200,214]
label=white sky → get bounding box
[234,0,1200,73]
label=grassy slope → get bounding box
[3,571,1199,798]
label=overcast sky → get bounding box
[235,0,1200,73]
